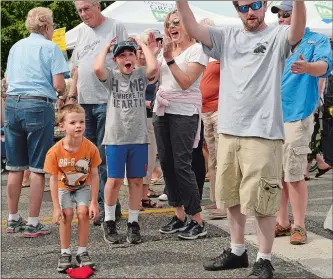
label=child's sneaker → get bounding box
[57,253,72,272]
[6,216,26,233]
[23,223,50,238]
[102,220,121,244]
[76,252,95,269]
[127,222,142,244]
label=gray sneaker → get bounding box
[6,216,26,233]
[57,253,72,272]
[23,223,50,238]
[76,252,95,269]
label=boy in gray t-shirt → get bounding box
[177,1,306,278]
[94,38,158,244]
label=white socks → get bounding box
[77,246,87,255]
[61,248,71,255]
[61,247,87,255]
[128,209,139,223]
[8,213,20,221]
[231,243,246,256]
[104,203,116,222]
[256,252,272,262]
[27,217,38,227]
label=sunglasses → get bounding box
[166,19,180,28]
[278,12,291,19]
[238,1,263,13]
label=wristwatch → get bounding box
[68,95,77,101]
[167,59,175,66]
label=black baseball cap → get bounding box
[113,41,137,57]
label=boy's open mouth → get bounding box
[125,63,132,69]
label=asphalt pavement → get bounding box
[1,169,332,278]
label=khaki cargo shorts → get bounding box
[283,115,314,183]
[215,134,283,217]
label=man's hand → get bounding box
[57,96,66,109]
[291,54,309,74]
[89,203,99,222]
[163,36,174,62]
[53,207,64,225]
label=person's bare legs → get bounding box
[256,216,276,253]
[60,208,74,250]
[28,172,45,217]
[276,180,290,227]
[288,180,307,228]
[77,206,89,248]
[151,165,162,182]
[7,171,24,215]
[228,205,247,244]
[22,170,31,186]
[104,178,123,207]
[128,178,143,211]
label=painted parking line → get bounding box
[1,208,175,227]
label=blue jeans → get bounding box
[4,96,54,173]
[81,104,121,210]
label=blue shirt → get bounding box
[282,28,333,122]
[6,33,69,100]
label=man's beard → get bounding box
[242,16,264,31]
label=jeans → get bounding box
[81,104,109,208]
[4,96,54,173]
[154,113,202,216]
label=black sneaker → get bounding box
[94,209,104,226]
[76,251,95,269]
[159,216,187,234]
[247,258,274,279]
[178,220,207,240]
[57,253,72,272]
[203,248,249,271]
[102,220,121,244]
[127,222,142,244]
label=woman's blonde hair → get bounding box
[164,10,194,43]
[25,7,53,34]
[199,18,215,27]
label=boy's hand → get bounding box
[163,36,173,62]
[53,207,64,225]
[147,32,162,56]
[89,203,99,221]
[106,36,118,53]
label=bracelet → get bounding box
[167,59,175,66]
[68,95,77,101]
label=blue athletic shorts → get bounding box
[105,144,148,178]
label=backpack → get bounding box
[324,74,333,106]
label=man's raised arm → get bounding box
[176,1,212,48]
[288,1,306,46]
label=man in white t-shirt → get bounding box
[70,0,128,224]
[176,1,306,278]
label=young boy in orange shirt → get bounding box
[44,104,101,272]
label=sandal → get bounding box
[141,199,162,209]
[147,189,160,198]
[315,166,332,178]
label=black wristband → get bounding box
[167,59,175,66]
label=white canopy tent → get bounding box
[65,1,240,49]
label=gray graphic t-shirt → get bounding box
[72,18,128,104]
[101,67,149,145]
[203,25,291,140]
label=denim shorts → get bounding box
[4,96,55,173]
[58,186,90,209]
[105,144,148,178]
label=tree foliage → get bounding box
[1,1,113,77]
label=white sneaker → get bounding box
[158,194,168,201]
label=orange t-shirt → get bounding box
[44,137,102,191]
[200,60,220,113]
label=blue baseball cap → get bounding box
[113,41,137,57]
[271,1,293,13]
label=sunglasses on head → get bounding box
[278,12,291,19]
[238,1,263,13]
[166,19,180,28]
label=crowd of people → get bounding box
[1,0,332,278]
